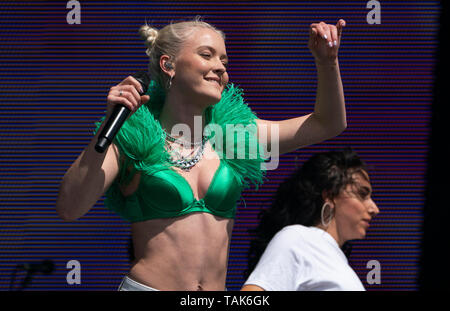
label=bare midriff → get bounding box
[128,212,234,291]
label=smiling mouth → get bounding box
[204,78,221,86]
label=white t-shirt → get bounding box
[244,224,365,291]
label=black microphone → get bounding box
[95,71,151,153]
[18,259,54,274]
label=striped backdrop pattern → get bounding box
[0,1,438,290]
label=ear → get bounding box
[322,190,336,209]
[160,55,175,76]
[321,190,331,202]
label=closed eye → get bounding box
[200,54,228,68]
[358,188,371,199]
[359,191,369,199]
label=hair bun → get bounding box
[138,25,158,56]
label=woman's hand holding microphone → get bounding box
[95,75,151,153]
[106,75,151,118]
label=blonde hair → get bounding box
[138,17,225,88]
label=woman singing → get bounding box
[56,17,347,291]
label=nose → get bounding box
[367,198,379,217]
[213,67,226,77]
[212,61,228,86]
[212,58,227,74]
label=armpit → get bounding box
[119,166,141,197]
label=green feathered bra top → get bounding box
[94,81,267,223]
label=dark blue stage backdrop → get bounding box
[0,1,438,290]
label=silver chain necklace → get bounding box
[163,131,209,171]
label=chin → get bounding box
[202,90,223,106]
[347,230,366,242]
[358,229,367,240]
[203,82,224,100]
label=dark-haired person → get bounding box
[241,149,379,291]
[56,17,348,291]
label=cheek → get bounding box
[179,58,207,75]
[223,73,230,85]
[194,58,212,72]
[337,200,364,225]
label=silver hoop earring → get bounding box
[321,202,334,227]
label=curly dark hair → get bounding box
[244,147,368,279]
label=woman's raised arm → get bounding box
[257,19,347,156]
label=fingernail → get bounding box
[323,34,328,40]
[333,40,337,46]
[328,41,333,47]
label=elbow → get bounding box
[55,199,79,222]
[57,210,78,222]
[325,120,347,140]
[57,213,76,222]
[313,112,347,140]
[334,117,347,135]
[337,120,347,135]
[55,184,80,222]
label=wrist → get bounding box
[314,58,339,67]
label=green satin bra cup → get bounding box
[114,160,243,222]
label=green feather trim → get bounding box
[208,84,267,189]
[93,81,267,216]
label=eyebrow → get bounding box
[197,45,228,60]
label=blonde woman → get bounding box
[56,17,347,291]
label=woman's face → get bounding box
[171,27,229,106]
[332,170,379,243]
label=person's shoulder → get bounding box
[273,225,323,248]
[270,224,308,247]
[264,225,315,266]
[277,224,312,236]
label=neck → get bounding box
[316,221,344,247]
[159,90,207,143]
